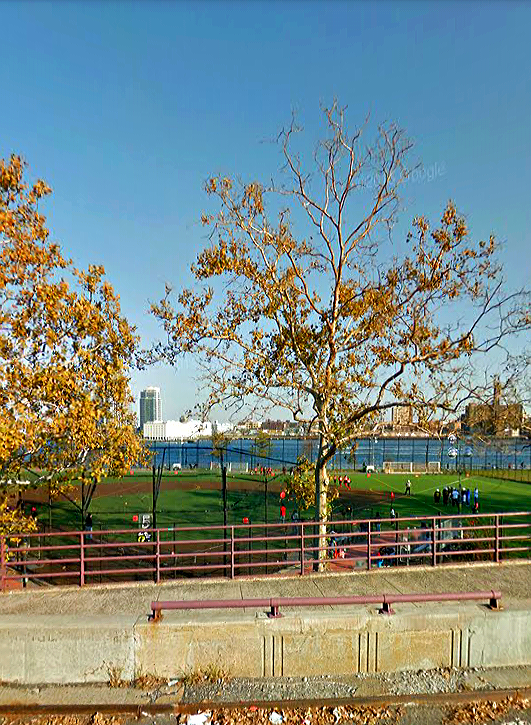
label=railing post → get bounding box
[367,522,372,570]
[0,536,6,592]
[494,514,500,563]
[432,517,437,566]
[300,523,305,576]
[230,526,235,579]
[80,532,85,587]
[156,529,161,584]
[248,522,252,576]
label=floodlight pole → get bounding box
[152,448,165,532]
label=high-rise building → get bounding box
[139,387,162,431]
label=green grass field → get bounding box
[36,469,531,533]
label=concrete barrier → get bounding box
[135,607,531,678]
[0,616,136,684]
[1,605,530,684]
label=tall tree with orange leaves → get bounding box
[0,155,145,533]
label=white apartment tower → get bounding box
[139,387,162,431]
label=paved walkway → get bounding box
[0,561,529,621]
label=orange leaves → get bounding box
[285,456,315,511]
[194,241,233,278]
[0,498,38,539]
[0,155,26,192]
[242,182,264,215]
[205,176,233,196]
[0,155,147,514]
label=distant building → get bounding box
[284,421,306,436]
[142,419,232,440]
[261,419,286,433]
[462,379,523,436]
[234,420,261,435]
[139,387,162,431]
[392,405,413,428]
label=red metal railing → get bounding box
[149,589,502,620]
[1,511,529,591]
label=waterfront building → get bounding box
[143,419,232,440]
[139,387,162,431]
[462,379,523,436]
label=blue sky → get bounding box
[2,0,530,421]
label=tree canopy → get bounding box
[152,104,530,566]
[0,155,145,532]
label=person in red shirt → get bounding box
[280,504,286,522]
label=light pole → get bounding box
[371,437,378,469]
[464,443,473,473]
[448,434,458,472]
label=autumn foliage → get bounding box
[0,155,145,533]
[152,104,530,567]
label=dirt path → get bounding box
[23,475,387,513]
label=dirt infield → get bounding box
[24,474,389,514]
[87,474,288,497]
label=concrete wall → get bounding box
[0,606,530,684]
[0,616,136,684]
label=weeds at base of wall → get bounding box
[105,661,229,690]
[106,664,167,690]
[180,663,232,686]
[106,665,128,689]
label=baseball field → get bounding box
[25,468,531,533]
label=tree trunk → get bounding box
[314,443,330,572]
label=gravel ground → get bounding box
[180,675,358,703]
[179,667,497,703]
[369,667,494,696]
[1,667,530,725]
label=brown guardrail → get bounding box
[1,510,529,591]
[149,589,502,620]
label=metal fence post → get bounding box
[432,517,437,566]
[173,521,176,580]
[248,522,252,577]
[156,529,161,584]
[494,514,500,563]
[367,522,372,570]
[0,537,6,592]
[80,532,85,587]
[230,526,235,579]
[300,523,305,576]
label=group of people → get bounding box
[332,475,352,490]
[433,485,480,512]
[250,466,274,476]
[397,478,482,516]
